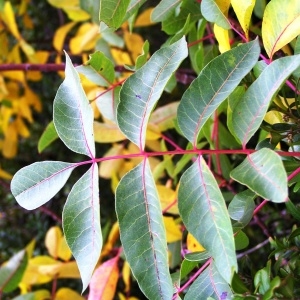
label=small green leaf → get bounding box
[38,121,58,153]
[11,161,76,210]
[0,250,27,293]
[116,159,173,300]
[99,0,131,29]
[177,39,260,146]
[117,37,187,150]
[135,40,149,70]
[230,148,288,203]
[234,230,249,250]
[76,51,115,87]
[54,52,95,158]
[63,163,101,292]
[178,156,237,283]
[185,262,233,300]
[232,55,300,147]
[228,189,256,227]
[201,0,231,29]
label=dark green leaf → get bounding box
[230,149,288,203]
[116,159,173,300]
[178,156,237,283]
[232,55,300,147]
[117,37,187,150]
[177,39,260,146]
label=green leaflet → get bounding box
[38,121,58,153]
[0,250,27,293]
[117,37,188,150]
[230,148,288,203]
[63,163,101,292]
[201,0,231,29]
[99,0,131,29]
[232,55,300,147]
[116,159,173,300]
[151,0,181,22]
[76,51,115,87]
[185,262,233,300]
[177,39,260,146]
[178,156,237,283]
[79,0,100,23]
[53,52,95,158]
[11,161,76,210]
[228,189,256,228]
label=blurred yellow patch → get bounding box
[135,7,155,27]
[163,216,182,243]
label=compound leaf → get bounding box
[117,37,187,150]
[178,156,237,283]
[230,148,288,203]
[177,39,260,146]
[116,158,173,300]
[11,161,76,210]
[63,163,102,292]
[54,52,95,158]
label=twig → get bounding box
[237,238,270,259]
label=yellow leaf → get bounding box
[26,51,50,81]
[157,185,178,215]
[69,23,99,55]
[101,222,120,257]
[262,0,300,59]
[122,261,131,293]
[21,256,58,285]
[53,22,77,52]
[2,122,18,158]
[88,256,119,300]
[187,232,205,252]
[264,111,283,125]
[94,121,126,143]
[111,48,133,66]
[0,1,21,39]
[19,39,37,63]
[47,0,90,21]
[45,226,72,261]
[55,288,85,300]
[45,226,61,259]
[231,0,255,40]
[99,144,124,179]
[214,24,231,53]
[146,123,161,140]
[163,216,182,243]
[0,166,12,180]
[118,293,139,300]
[25,239,36,259]
[22,12,34,30]
[135,7,155,27]
[16,117,30,138]
[25,86,42,112]
[124,31,145,61]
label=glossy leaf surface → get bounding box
[231,148,288,203]
[99,0,131,29]
[177,39,260,146]
[54,52,95,158]
[11,161,76,210]
[262,0,300,59]
[117,37,187,150]
[116,159,173,300]
[232,55,300,146]
[185,262,233,300]
[178,156,237,283]
[63,164,101,292]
